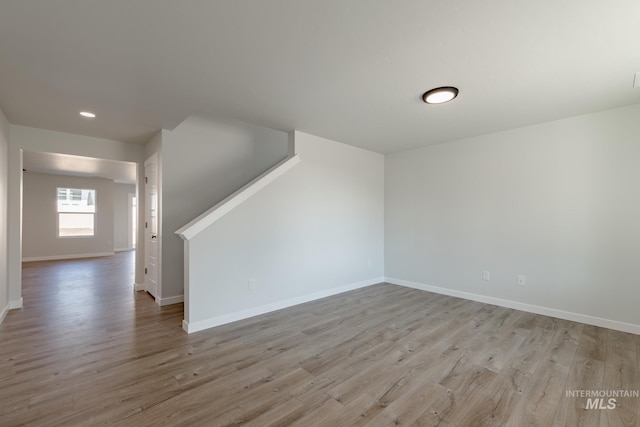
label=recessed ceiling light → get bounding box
[422,86,459,104]
[80,111,96,118]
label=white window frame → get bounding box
[56,187,97,238]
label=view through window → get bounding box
[57,188,96,237]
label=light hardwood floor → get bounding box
[1,252,639,426]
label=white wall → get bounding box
[114,183,135,251]
[185,131,384,331]
[160,115,289,300]
[0,108,9,321]
[23,173,115,260]
[385,104,640,331]
[8,126,145,303]
[10,125,144,160]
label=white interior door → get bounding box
[144,154,159,299]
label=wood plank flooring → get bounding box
[1,252,639,426]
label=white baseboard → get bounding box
[2,298,24,323]
[157,294,184,306]
[9,298,23,309]
[115,247,132,252]
[386,277,640,335]
[183,277,384,334]
[134,282,145,291]
[22,252,115,262]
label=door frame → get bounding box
[127,192,136,251]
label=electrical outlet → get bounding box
[248,279,256,290]
[482,271,490,281]
[517,275,526,286]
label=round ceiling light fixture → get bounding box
[422,86,459,104]
[79,111,96,118]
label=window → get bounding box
[57,188,96,237]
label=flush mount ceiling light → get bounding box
[422,86,459,104]
[79,111,96,118]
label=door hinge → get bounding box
[145,267,148,275]
[145,176,148,184]
[145,221,148,229]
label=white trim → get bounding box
[156,294,184,306]
[183,277,384,334]
[134,282,145,291]
[385,277,640,335]
[0,297,22,324]
[22,252,114,262]
[114,248,131,252]
[127,192,136,251]
[176,155,301,241]
[0,305,8,324]
[9,298,23,309]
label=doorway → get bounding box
[18,150,142,300]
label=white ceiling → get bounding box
[23,151,137,184]
[1,1,639,154]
